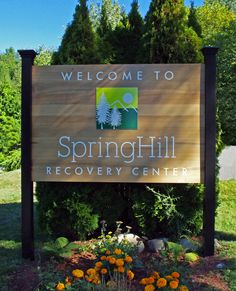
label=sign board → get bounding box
[32,64,204,183]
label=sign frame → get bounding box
[18,47,218,260]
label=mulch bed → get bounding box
[8,247,230,291]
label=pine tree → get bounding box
[110,106,121,129]
[144,0,202,63]
[188,1,202,37]
[53,0,100,64]
[96,93,111,129]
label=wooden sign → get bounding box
[32,64,204,183]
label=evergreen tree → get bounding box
[53,0,100,64]
[188,1,202,37]
[143,0,202,63]
[96,93,111,129]
[110,106,121,129]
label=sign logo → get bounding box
[96,87,138,130]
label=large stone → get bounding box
[147,238,167,252]
[117,233,145,253]
[179,238,199,251]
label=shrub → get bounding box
[36,182,99,240]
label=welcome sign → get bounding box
[32,64,204,183]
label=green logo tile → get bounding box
[96,87,138,130]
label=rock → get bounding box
[179,238,199,251]
[117,233,145,253]
[214,238,222,249]
[147,238,167,252]
[216,263,226,269]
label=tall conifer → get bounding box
[144,0,202,63]
[53,0,99,64]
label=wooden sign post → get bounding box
[19,47,218,259]
[18,50,37,260]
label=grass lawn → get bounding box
[0,170,235,290]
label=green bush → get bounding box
[36,182,99,240]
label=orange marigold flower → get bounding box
[169,280,179,289]
[55,282,65,291]
[95,262,103,268]
[100,255,107,261]
[65,276,72,287]
[127,270,135,280]
[139,278,148,285]
[171,272,180,279]
[101,268,108,275]
[165,275,173,281]
[114,248,122,255]
[108,257,116,264]
[147,277,155,284]
[179,286,189,291]
[118,266,125,273]
[116,258,124,267]
[87,268,97,275]
[157,278,167,288]
[105,250,111,255]
[125,255,133,263]
[151,271,160,279]
[144,284,155,291]
[85,275,93,282]
[72,269,84,279]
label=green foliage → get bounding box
[184,252,199,262]
[36,182,99,240]
[35,47,53,66]
[143,0,202,63]
[130,184,204,238]
[187,1,202,37]
[53,0,100,64]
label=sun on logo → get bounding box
[96,87,138,130]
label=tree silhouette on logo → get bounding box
[110,106,121,129]
[96,93,110,129]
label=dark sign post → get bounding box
[18,50,37,260]
[202,47,218,256]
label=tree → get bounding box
[143,0,202,63]
[196,1,236,144]
[96,93,111,129]
[196,0,235,44]
[188,1,202,37]
[208,0,236,13]
[110,106,121,129]
[53,0,100,65]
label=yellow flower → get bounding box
[114,248,122,255]
[179,286,189,291]
[151,271,160,279]
[171,272,180,279]
[139,278,148,285]
[118,266,125,273]
[101,268,108,275]
[125,255,133,263]
[157,278,167,288]
[95,261,103,268]
[116,258,124,267]
[127,270,135,280]
[169,280,179,289]
[55,282,65,290]
[100,255,107,261]
[87,268,97,275]
[65,277,72,287]
[108,257,116,264]
[72,269,84,279]
[144,284,155,291]
[147,277,155,284]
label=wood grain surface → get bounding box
[32,64,204,183]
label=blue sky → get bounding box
[0,0,204,53]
